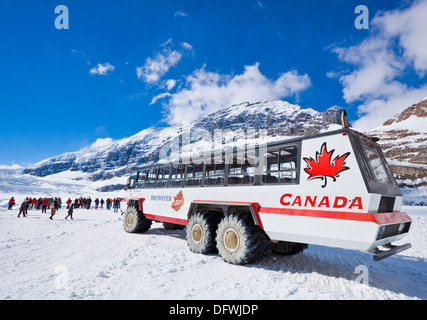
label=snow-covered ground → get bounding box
[0,205,426,300]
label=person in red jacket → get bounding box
[42,198,49,213]
[8,197,15,210]
[31,198,37,209]
[66,198,72,209]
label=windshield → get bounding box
[359,138,392,184]
[128,170,138,189]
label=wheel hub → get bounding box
[192,224,203,244]
[224,228,239,252]
[126,212,134,226]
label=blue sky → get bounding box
[1,0,426,165]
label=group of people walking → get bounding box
[9,196,123,220]
[69,197,121,211]
[9,196,61,212]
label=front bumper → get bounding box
[370,243,412,261]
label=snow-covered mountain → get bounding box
[22,100,343,190]
[368,98,427,205]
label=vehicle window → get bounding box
[136,170,147,189]
[185,163,203,186]
[360,138,391,184]
[128,170,138,189]
[228,156,255,185]
[263,146,298,184]
[156,166,170,188]
[144,168,157,188]
[128,178,136,189]
[138,170,147,181]
[205,162,225,186]
[170,164,184,188]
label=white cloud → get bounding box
[273,70,312,96]
[137,40,192,85]
[180,42,193,51]
[174,10,187,17]
[137,49,182,84]
[152,62,311,125]
[374,0,427,73]
[150,92,172,105]
[89,63,115,76]
[332,37,404,103]
[165,79,177,90]
[330,0,427,130]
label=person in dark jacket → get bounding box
[65,205,73,220]
[113,198,120,212]
[17,199,28,217]
[54,197,60,210]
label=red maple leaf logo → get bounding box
[303,143,350,188]
[171,191,184,212]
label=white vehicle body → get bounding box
[123,128,412,262]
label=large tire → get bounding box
[123,206,152,233]
[216,213,269,265]
[186,211,220,254]
[270,241,308,255]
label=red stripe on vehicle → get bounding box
[250,202,264,230]
[144,214,188,226]
[259,207,377,223]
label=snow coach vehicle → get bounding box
[122,118,412,264]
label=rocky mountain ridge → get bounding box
[368,99,427,205]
